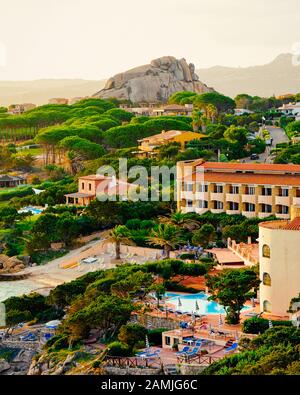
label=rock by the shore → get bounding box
[94,56,214,103]
[0,255,25,274]
[0,359,11,373]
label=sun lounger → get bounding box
[224,343,238,353]
[175,346,190,356]
[185,347,201,356]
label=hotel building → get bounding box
[176,160,300,219]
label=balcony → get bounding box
[258,212,273,219]
[275,213,290,219]
[195,191,208,200]
[242,211,256,218]
[226,193,240,203]
[182,206,196,214]
[275,196,290,206]
[180,191,194,200]
[242,194,256,204]
[293,197,300,205]
[226,209,241,215]
[211,208,224,214]
[210,192,224,201]
[258,195,273,205]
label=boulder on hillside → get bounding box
[0,254,25,273]
[93,56,214,103]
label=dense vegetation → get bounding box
[202,326,300,375]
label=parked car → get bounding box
[250,153,259,160]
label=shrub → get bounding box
[118,323,147,348]
[243,317,293,334]
[107,341,131,357]
[147,328,168,346]
[46,334,69,351]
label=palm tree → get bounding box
[147,224,182,258]
[159,211,200,231]
[206,104,218,123]
[109,225,134,260]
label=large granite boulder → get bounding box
[93,56,214,103]
[0,254,25,273]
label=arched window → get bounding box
[263,300,272,313]
[263,272,271,286]
[262,244,270,258]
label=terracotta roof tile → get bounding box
[181,171,300,186]
[202,161,300,173]
[285,217,300,230]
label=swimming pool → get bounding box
[165,292,251,315]
[18,206,44,215]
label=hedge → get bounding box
[243,317,293,334]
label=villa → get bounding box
[0,174,26,188]
[278,102,300,117]
[152,104,193,117]
[65,174,131,205]
[177,160,300,219]
[8,103,36,115]
[136,130,206,158]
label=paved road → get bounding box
[244,125,289,163]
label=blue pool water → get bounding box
[19,206,44,215]
[165,292,251,315]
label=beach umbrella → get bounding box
[218,314,223,326]
[195,300,199,312]
[178,297,182,308]
[268,320,273,329]
[235,331,239,342]
[145,335,150,349]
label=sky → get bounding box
[0,0,299,80]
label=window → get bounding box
[81,182,85,190]
[197,183,208,193]
[262,244,270,258]
[229,202,239,211]
[245,203,255,212]
[165,336,171,346]
[282,205,289,214]
[261,204,272,213]
[280,188,289,197]
[263,300,272,313]
[89,183,92,191]
[230,185,239,194]
[215,185,223,193]
[246,186,255,195]
[198,200,208,208]
[214,201,223,210]
[261,187,272,196]
[186,200,193,207]
[184,183,193,192]
[263,272,271,286]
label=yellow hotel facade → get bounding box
[176,160,300,219]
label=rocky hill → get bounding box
[93,56,214,103]
[196,53,300,97]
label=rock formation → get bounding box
[93,56,214,103]
[0,254,25,273]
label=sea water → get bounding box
[0,280,41,302]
